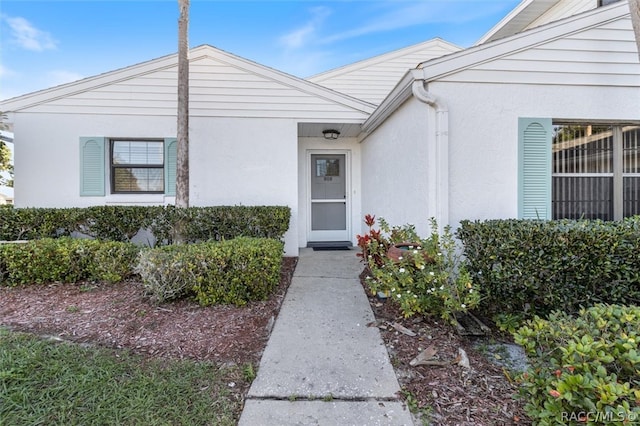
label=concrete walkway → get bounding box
[239,248,414,426]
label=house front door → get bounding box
[308,153,349,242]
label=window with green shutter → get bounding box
[80,137,177,196]
[518,120,640,221]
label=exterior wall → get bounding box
[429,80,640,227]
[12,113,301,255]
[13,113,176,208]
[189,117,299,255]
[297,137,362,248]
[360,97,431,238]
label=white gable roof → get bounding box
[476,0,600,45]
[308,38,461,105]
[365,0,638,132]
[0,45,375,121]
[418,1,638,86]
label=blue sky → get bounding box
[0,0,521,101]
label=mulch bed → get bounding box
[0,257,297,366]
[360,267,532,426]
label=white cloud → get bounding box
[320,1,513,44]
[279,6,331,50]
[4,16,57,52]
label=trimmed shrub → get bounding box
[76,206,154,242]
[0,238,139,286]
[148,205,291,245]
[0,205,291,245]
[514,304,640,424]
[0,207,79,241]
[457,218,640,318]
[136,237,284,306]
[83,240,141,283]
[135,248,196,304]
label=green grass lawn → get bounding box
[0,327,247,425]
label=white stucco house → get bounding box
[1,0,639,255]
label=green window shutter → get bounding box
[80,137,105,196]
[518,118,552,219]
[164,138,177,196]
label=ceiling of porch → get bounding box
[297,122,363,139]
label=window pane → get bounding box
[114,167,164,192]
[624,177,640,217]
[112,141,163,165]
[623,126,640,174]
[113,142,130,165]
[553,176,613,220]
[553,125,613,174]
[316,159,340,177]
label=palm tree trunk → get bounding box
[176,0,189,208]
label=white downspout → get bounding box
[411,80,449,232]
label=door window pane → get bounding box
[311,202,347,230]
[316,159,340,177]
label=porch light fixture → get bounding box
[322,129,340,140]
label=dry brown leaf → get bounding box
[409,344,438,366]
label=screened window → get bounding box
[111,140,164,193]
[552,124,640,220]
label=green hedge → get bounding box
[136,237,284,306]
[148,205,291,244]
[0,238,139,286]
[514,304,640,424]
[0,208,78,240]
[457,218,640,318]
[0,205,291,244]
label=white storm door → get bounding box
[309,153,349,241]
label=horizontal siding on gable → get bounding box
[527,0,595,29]
[24,103,369,120]
[473,57,638,74]
[438,16,639,87]
[23,55,370,120]
[310,41,459,104]
[508,46,637,63]
[438,69,637,86]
